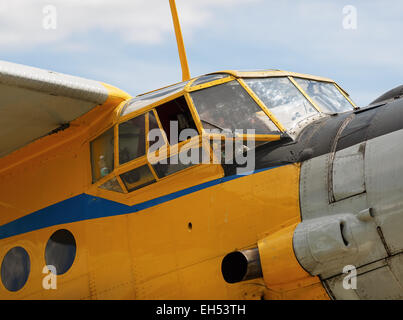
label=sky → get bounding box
[0,0,402,107]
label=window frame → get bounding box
[91,90,216,194]
[292,77,357,111]
[89,125,118,185]
[88,72,358,201]
[90,74,287,193]
[90,72,356,194]
[186,78,285,142]
[240,75,357,133]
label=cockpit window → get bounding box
[148,111,166,149]
[191,74,228,87]
[120,164,156,192]
[90,127,114,183]
[151,147,207,179]
[99,178,124,193]
[294,78,354,113]
[119,113,146,165]
[155,96,198,144]
[120,81,190,116]
[244,77,318,131]
[190,80,279,134]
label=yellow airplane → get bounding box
[1,0,403,300]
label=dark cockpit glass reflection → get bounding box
[190,81,279,134]
[119,113,146,165]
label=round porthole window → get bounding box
[1,247,30,292]
[45,229,76,275]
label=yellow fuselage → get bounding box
[0,80,330,300]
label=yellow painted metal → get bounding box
[91,163,224,208]
[116,175,128,194]
[0,66,335,300]
[288,76,322,113]
[243,134,281,141]
[258,224,325,292]
[135,70,334,101]
[125,68,354,124]
[185,77,235,92]
[145,110,169,182]
[157,135,201,163]
[114,124,119,169]
[115,100,129,121]
[116,156,149,176]
[238,78,286,132]
[217,70,335,83]
[118,91,184,124]
[119,69,354,132]
[202,133,281,142]
[147,162,159,182]
[184,77,197,91]
[145,112,150,154]
[101,133,212,195]
[150,109,169,146]
[0,129,329,300]
[184,93,204,135]
[136,77,191,98]
[147,138,193,166]
[101,82,132,106]
[169,0,191,81]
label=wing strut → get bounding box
[169,0,191,81]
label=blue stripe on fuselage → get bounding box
[0,165,283,239]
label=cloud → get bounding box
[0,0,401,106]
[0,0,259,49]
[208,0,403,70]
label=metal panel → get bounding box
[300,152,371,219]
[355,266,403,300]
[332,143,365,201]
[365,129,403,254]
[0,60,108,103]
[324,276,361,300]
[293,212,386,278]
[324,259,387,300]
[388,254,403,285]
[324,255,403,300]
[298,142,388,282]
[300,154,331,219]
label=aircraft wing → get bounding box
[0,60,126,158]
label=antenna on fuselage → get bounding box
[169,0,191,81]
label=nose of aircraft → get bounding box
[293,98,403,299]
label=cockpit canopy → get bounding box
[90,69,356,194]
[121,70,356,135]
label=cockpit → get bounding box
[89,70,356,195]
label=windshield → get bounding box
[244,77,318,131]
[190,80,279,135]
[294,78,354,113]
